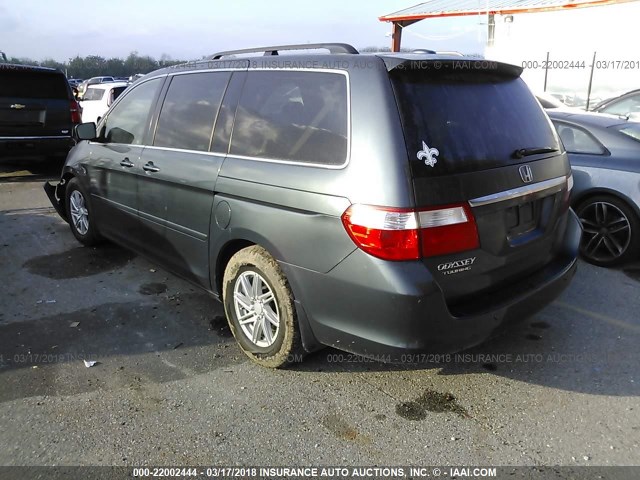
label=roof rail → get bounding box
[210,43,358,60]
[435,51,465,57]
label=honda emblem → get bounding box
[519,165,533,183]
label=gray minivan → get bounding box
[45,43,581,367]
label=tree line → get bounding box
[2,51,187,79]
[1,47,413,79]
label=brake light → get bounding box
[341,203,479,261]
[70,99,82,124]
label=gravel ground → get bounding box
[0,160,639,470]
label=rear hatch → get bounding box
[0,66,74,138]
[388,58,572,312]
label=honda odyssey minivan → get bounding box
[45,43,581,367]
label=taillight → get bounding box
[341,203,479,261]
[70,99,82,124]
[341,205,420,261]
[418,203,479,258]
[563,173,573,207]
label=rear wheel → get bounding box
[575,194,640,267]
[65,177,102,246]
[222,245,303,368]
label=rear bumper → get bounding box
[0,136,73,158]
[284,209,581,360]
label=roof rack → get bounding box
[210,43,358,60]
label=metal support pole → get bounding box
[487,14,495,47]
[543,51,550,92]
[586,51,597,111]
[391,22,403,52]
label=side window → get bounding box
[102,78,161,145]
[109,86,127,106]
[230,71,348,165]
[601,94,640,116]
[553,122,606,155]
[153,72,230,152]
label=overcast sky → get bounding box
[0,0,489,60]
[1,0,637,97]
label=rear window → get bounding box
[391,69,559,176]
[0,69,69,99]
[83,88,105,101]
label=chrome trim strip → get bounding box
[142,145,224,156]
[468,176,567,207]
[225,153,348,170]
[0,135,70,140]
[168,68,246,76]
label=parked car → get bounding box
[77,76,115,99]
[1,63,81,159]
[547,110,640,266]
[80,81,128,124]
[44,43,581,367]
[536,93,567,109]
[591,89,640,120]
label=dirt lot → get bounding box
[1,159,639,468]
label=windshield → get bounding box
[391,69,560,176]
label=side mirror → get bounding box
[74,122,97,141]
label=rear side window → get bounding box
[0,69,69,99]
[230,71,348,165]
[111,86,127,103]
[154,72,230,152]
[391,69,559,176]
[553,122,606,154]
[102,78,161,145]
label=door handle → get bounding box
[143,161,160,173]
[120,158,134,168]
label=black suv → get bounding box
[46,44,582,367]
[1,64,80,159]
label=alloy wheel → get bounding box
[578,201,631,263]
[69,190,89,236]
[233,271,280,348]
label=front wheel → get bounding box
[575,194,640,267]
[65,177,102,246]
[222,245,303,368]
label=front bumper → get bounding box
[44,181,67,221]
[284,209,582,361]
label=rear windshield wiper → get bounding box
[512,147,558,159]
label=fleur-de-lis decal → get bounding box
[417,141,439,167]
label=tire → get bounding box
[65,177,102,246]
[575,194,640,267]
[222,245,303,368]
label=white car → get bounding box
[80,82,128,124]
